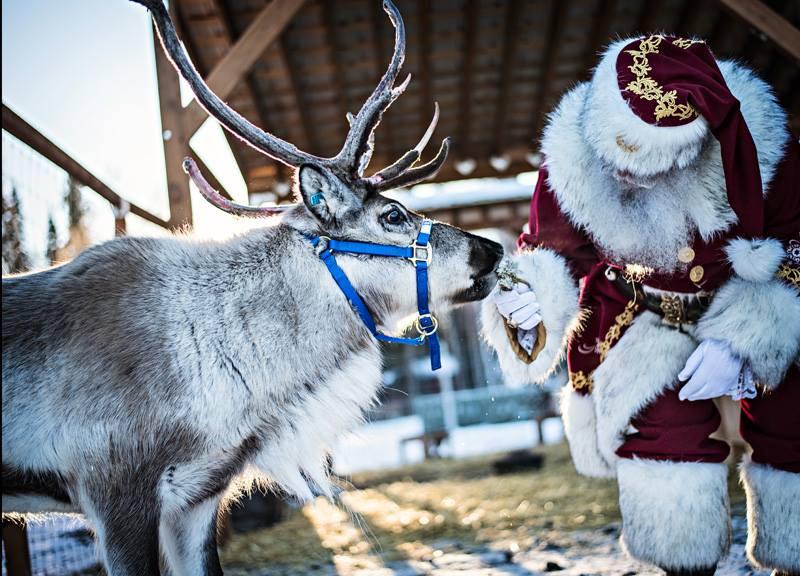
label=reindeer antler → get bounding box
[183,158,292,217]
[135,0,450,217]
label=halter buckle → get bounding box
[406,242,433,266]
[415,313,439,337]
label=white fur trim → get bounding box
[741,457,800,572]
[618,458,730,571]
[584,39,709,178]
[480,249,581,385]
[697,276,800,389]
[725,237,786,282]
[559,385,614,478]
[543,81,737,273]
[593,312,697,466]
[583,39,789,185]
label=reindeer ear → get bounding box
[297,164,358,225]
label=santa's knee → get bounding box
[616,457,730,573]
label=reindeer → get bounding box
[1,1,503,574]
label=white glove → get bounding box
[678,339,750,401]
[493,283,542,330]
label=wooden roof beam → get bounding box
[418,0,433,152]
[275,38,315,153]
[457,0,478,158]
[369,0,398,159]
[531,0,570,143]
[2,104,170,229]
[492,0,522,155]
[322,0,350,145]
[718,0,800,61]
[179,0,250,193]
[183,0,307,136]
[582,0,617,78]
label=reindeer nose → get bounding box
[472,237,504,277]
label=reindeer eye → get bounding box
[383,208,405,225]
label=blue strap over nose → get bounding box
[305,219,441,371]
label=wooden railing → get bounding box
[2,104,171,235]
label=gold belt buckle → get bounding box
[659,294,685,326]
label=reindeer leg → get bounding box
[81,492,162,576]
[160,497,224,576]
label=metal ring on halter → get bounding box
[415,313,439,337]
[315,236,332,254]
[406,242,433,266]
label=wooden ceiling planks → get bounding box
[174,0,800,200]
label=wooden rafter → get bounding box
[418,0,433,151]
[457,0,478,158]
[635,0,658,34]
[369,0,397,157]
[582,0,617,77]
[277,36,315,153]
[183,0,307,137]
[492,0,521,155]
[718,0,800,61]
[673,0,700,35]
[177,0,250,189]
[531,0,570,142]
[322,0,350,145]
[2,105,170,229]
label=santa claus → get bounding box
[482,35,799,575]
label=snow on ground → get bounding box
[225,504,765,576]
[335,419,565,474]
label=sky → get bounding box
[2,0,250,250]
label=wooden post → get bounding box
[718,0,800,61]
[153,19,193,230]
[114,200,129,237]
[2,519,32,576]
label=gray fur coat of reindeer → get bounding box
[1,1,503,574]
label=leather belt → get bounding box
[610,271,712,326]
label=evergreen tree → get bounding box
[2,187,30,274]
[66,177,84,228]
[46,217,59,265]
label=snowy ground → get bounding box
[221,444,765,576]
[221,503,765,576]
[3,443,767,576]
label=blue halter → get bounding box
[305,219,441,371]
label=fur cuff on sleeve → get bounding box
[480,248,581,385]
[697,276,800,389]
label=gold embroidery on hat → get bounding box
[624,35,701,122]
[672,38,704,49]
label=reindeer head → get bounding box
[140,0,503,323]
